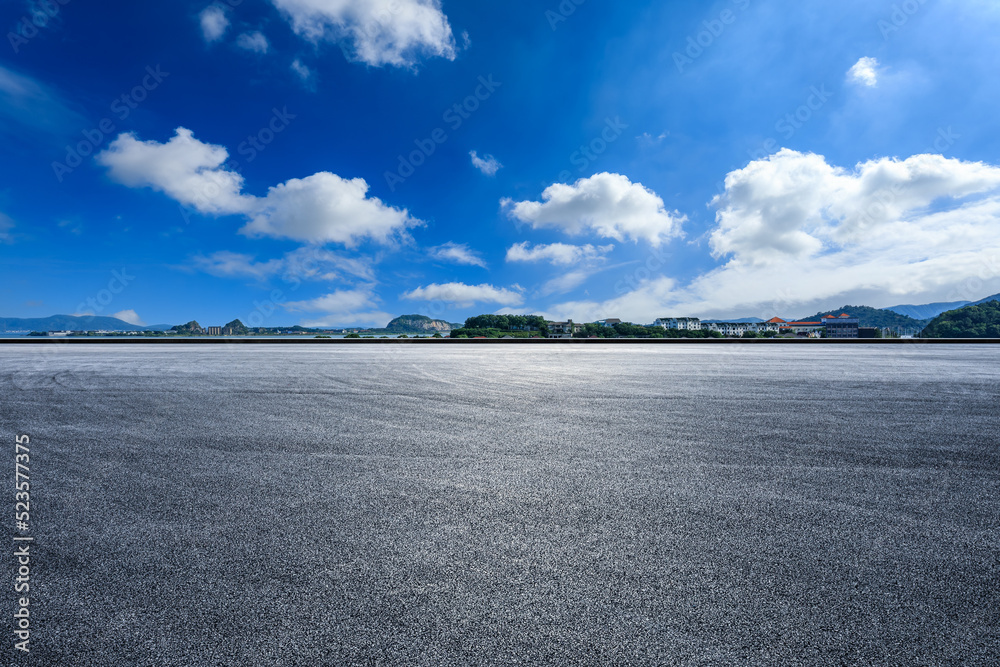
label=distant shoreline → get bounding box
[1,338,997,345]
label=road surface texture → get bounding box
[1,344,998,665]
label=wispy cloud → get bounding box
[236,31,269,53]
[429,242,487,268]
[189,247,375,283]
[402,282,524,307]
[469,150,502,176]
[505,241,613,266]
[199,5,230,43]
[290,58,313,83]
[0,212,14,243]
[0,65,84,136]
[283,285,392,328]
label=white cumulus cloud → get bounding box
[469,150,502,176]
[199,6,230,42]
[402,282,524,307]
[98,128,419,247]
[96,128,252,216]
[503,172,685,246]
[236,31,270,53]
[848,57,880,87]
[242,172,420,247]
[710,149,1000,266]
[270,0,456,68]
[111,309,145,326]
[428,242,486,267]
[542,149,1000,322]
[505,241,613,266]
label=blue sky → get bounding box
[2,0,1000,327]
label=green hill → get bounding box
[921,299,1000,338]
[222,319,249,335]
[797,305,927,329]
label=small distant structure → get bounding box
[206,326,222,336]
[654,317,701,331]
[595,318,622,328]
[547,320,583,338]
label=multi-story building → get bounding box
[547,320,583,338]
[781,320,825,336]
[701,319,783,336]
[595,318,622,327]
[206,326,222,336]
[654,317,702,331]
[823,314,859,338]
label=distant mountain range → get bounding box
[970,293,1000,306]
[6,295,1000,335]
[884,300,971,320]
[0,315,173,333]
[883,293,1000,320]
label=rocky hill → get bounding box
[223,319,249,335]
[383,314,456,333]
[170,320,205,335]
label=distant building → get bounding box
[547,320,583,338]
[823,313,859,338]
[781,321,825,337]
[654,317,701,331]
[700,319,782,336]
[858,327,879,339]
[595,318,622,327]
[206,326,222,336]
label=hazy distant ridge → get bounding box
[0,315,171,332]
